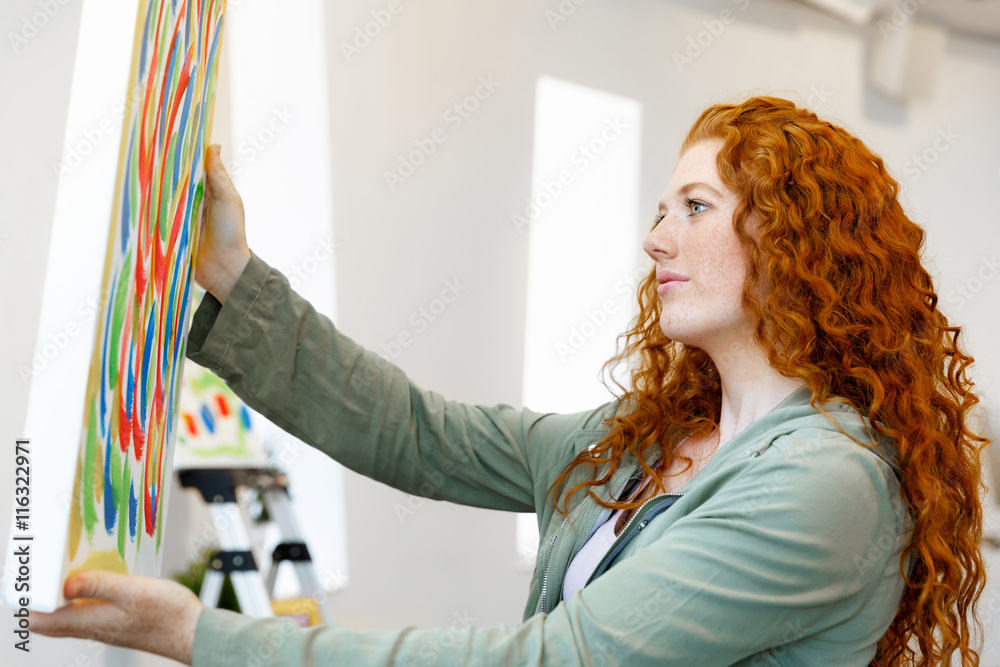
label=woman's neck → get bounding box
[706,337,808,445]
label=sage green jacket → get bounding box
[186,252,912,666]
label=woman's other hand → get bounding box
[197,144,251,304]
[29,570,203,665]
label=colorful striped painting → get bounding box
[66,0,226,577]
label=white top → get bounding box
[562,475,653,601]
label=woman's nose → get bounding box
[642,219,677,260]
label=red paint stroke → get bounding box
[132,350,145,462]
[183,413,197,436]
[144,476,153,537]
[119,300,134,454]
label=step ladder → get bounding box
[178,468,334,623]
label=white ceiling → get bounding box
[796,0,1000,41]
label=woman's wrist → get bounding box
[208,248,251,305]
[177,601,204,665]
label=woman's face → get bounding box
[641,139,752,356]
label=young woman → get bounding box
[31,96,987,666]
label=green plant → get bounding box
[171,546,241,612]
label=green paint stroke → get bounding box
[169,48,181,103]
[82,401,99,539]
[107,251,132,383]
[161,135,178,244]
[191,181,204,228]
[155,478,162,555]
[190,365,228,395]
[157,160,170,234]
[135,460,143,556]
[118,452,130,559]
[188,444,249,459]
[109,424,122,519]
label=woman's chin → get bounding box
[658,322,696,346]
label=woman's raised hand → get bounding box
[196,144,252,304]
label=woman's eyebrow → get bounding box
[658,182,723,212]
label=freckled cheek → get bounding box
[690,241,747,305]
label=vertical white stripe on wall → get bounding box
[516,76,643,571]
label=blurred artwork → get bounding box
[173,360,269,470]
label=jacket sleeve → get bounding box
[191,432,908,666]
[185,251,613,513]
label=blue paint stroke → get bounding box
[150,483,158,532]
[103,435,116,534]
[125,341,135,423]
[121,133,134,254]
[138,2,153,75]
[140,307,156,432]
[98,275,115,438]
[128,479,138,539]
[200,404,215,434]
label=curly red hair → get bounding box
[547,96,988,666]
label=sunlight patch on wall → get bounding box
[516,76,643,571]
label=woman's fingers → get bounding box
[30,599,123,638]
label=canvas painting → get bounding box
[65,0,226,579]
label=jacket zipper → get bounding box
[539,516,568,613]
[539,464,658,613]
[583,491,684,587]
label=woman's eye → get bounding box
[687,199,709,215]
[652,213,665,226]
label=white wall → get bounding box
[1,0,998,664]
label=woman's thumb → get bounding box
[65,570,117,602]
[205,144,233,193]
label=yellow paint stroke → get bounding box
[94,423,104,507]
[67,549,130,580]
[68,448,83,561]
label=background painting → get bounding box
[65,0,226,581]
[173,354,269,470]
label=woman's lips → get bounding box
[656,270,688,294]
[657,279,686,294]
